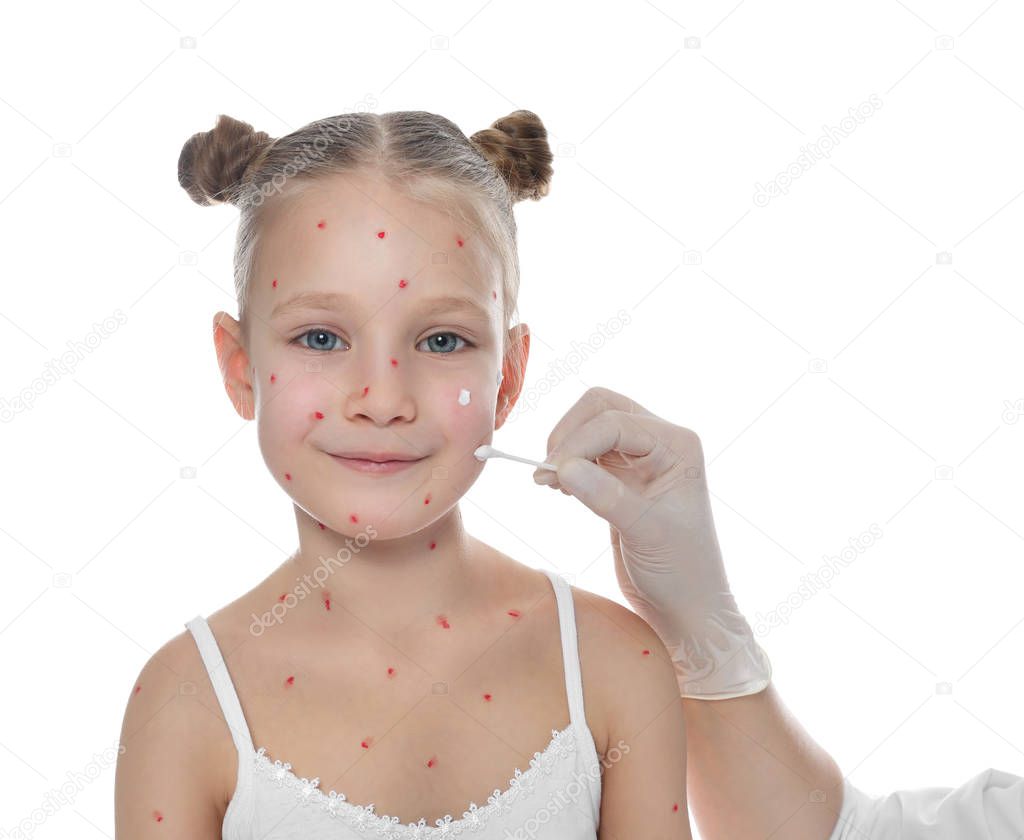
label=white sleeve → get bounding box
[829,769,1024,839]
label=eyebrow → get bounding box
[271,290,492,321]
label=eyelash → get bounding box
[290,328,475,355]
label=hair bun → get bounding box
[470,109,553,202]
[177,114,273,207]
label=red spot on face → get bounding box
[278,593,287,602]
[426,756,437,768]
[317,219,326,229]
[285,675,294,686]
[456,238,464,247]
[483,693,492,701]
[390,358,398,367]
[361,737,374,749]
[507,609,520,619]
[317,521,326,530]
[673,802,679,813]
[270,373,276,384]
[376,230,386,239]
[386,666,396,677]
[398,278,407,288]
[314,411,324,419]
[642,649,651,656]
[153,810,164,822]
[429,541,437,550]
[437,615,450,629]
[272,278,278,288]
[362,386,370,397]
[284,473,292,481]
[323,592,331,611]
[350,513,358,523]
[492,290,497,299]
[423,493,431,505]
[134,684,141,695]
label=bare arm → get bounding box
[682,683,843,840]
[114,633,225,839]
[593,600,694,839]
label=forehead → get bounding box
[256,170,497,303]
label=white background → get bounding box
[2,1,1023,837]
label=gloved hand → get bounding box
[533,386,772,700]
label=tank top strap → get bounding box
[185,616,255,755]
[540,569,587,731]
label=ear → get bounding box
[494,323,530,430]
[212,311,255,421]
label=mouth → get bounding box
[328,451,426,474]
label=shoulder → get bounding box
[568,583,682,757]
[114,625,237,833]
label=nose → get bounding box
[344,352,416,426]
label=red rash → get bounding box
[315,411,324,419]
[317,220,326,229]
[285,675,294,686]
[483,693,492,701]
[423,493,431,505]
[153,810,164,822]
[270,373,276,384]
[376,230,386,238]
[398,278,407,288]
[323,593,331,611]
[362,386,370,397]
[437,615,450,629]
[507,610,520,619]
[426,757,437,768]
[350,514,358,523]
[390,358,398,367]
[284,473,292,481]
[386,667,396,677]
[642,649,651,656]
[429,541,436,550]
[272,278,277,288]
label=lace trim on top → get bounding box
[252,723,579,838]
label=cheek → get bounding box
[256,365,333,448]
[445,384,494,438]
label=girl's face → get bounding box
[216,170,529,539]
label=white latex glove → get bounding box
[533,386,772,700]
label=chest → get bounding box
[216,613,593,828]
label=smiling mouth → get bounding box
[328,453,425,474]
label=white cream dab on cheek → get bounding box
[458,388,471,406]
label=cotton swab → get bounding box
[474,445,557,471]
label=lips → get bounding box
[330,450,423,462]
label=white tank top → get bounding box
[185,568,603,838]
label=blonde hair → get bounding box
[176,109,553,354]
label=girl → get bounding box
[114,109,691,838]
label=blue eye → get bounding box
[290,329,473,354]
[418,332,471,354]
[293,329,343,352]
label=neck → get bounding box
[274,504,478,636]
